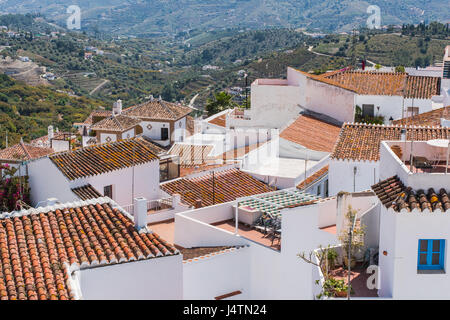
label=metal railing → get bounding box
[123,197,173,216]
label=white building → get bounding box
[230,66,443,129]
[328,123,449,196]
[0,196,182,300]
[372,138,450,299]
[27,138,161,208]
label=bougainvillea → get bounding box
[0,164,30,212]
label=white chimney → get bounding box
[158,95,162,101]
[48,125,54,141]
[150,95,154,102]
[134,197,147,229]
[113,99,123,115]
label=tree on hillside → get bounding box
[205,91,236,116]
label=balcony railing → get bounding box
[123,197,173,216]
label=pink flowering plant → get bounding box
[0,164,30,212]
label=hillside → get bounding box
[0,0,448,35]
[0,73,103,148]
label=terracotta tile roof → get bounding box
[122,99,192,121]
[372,176,450,212]
[71,184,102,200]
[136,136,167,156]
[208,113,227,127]
[0,199,179,300]
[179,246,236,260]
[81,109,112,126]
[161,168,275,207]
[393,106,450,127]
[318,69,441,99]
[280,115,342,152]
[90,114,142,132]
[216,143,263,161]
[169,144,214,167]
[0,142,54,162]
[297,165,329,190]
[331,123,450,161]
[405,75,441,99]
[50,139,159,180]
[322,70,407,96]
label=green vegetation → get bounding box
[205,92,236,117]
[0,74,103,148]
[2,0,448,35]
[312,23,449,68]
[0,164,30,212]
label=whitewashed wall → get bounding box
[77,255,183,300]
[100,133,117,144]
[83,160,160,207]
[28,157,160,208]
[121,128,135,140]
[329,159,380,196]
[141,120,170,140]
[379,208,450,299]
[27,157,79,206]
[183,247,250,300]
[173,117,187,142]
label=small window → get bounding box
[104,185,113,199]
[161,127,169,140]
[362,104,374,117]
[407,107,419,118]
[317,184,321,196]
[418,239,445,270]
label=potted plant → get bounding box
[317,277,351,299]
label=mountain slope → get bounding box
[0,0,448,35]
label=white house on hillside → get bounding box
[27,138,160,208]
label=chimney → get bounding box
[158,95,162,102]
[48,125,54,141]
[150,95,154,102]
[172,194,181,208]
[113,99,123,115]
[134,197,148,229]
[195,199,202,209]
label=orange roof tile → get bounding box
[393,106,450,127]
[71,184,102,200]
[161,168,275,207]
[0,199,178,300]
[280,115,342,152]
[322,70,407,96]
[0,142,54,162]
[297,165,329,190]
[208,113,227,127]
[331,123,450,161]
[315,70,441,99]
[90,114,142,132]
[169,144,214,167]
[50,139,158,180]
[122,99,192,121]
[372,176,450,212]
